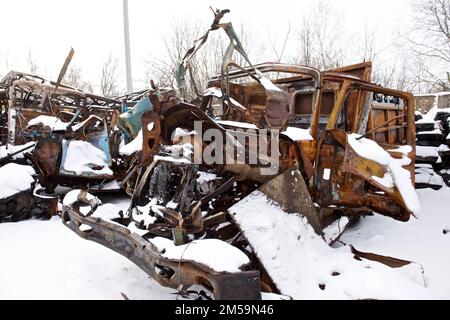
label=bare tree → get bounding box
[310,1,346,69]
[293,17,314,66]
[63,65,94,93]
[266,20,292,63]
[145,19,203,101]
[0,52,9,79]
[100,55,119,97]
[403,0,450,91]
[27,48,38,74]
[145,16,256,102]
[357,25,377,63]
[289,1,347,69]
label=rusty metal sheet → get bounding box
[258,166,323,234]
[62,203,261,300]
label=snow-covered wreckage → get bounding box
[0,67,131,221]
[1,9,421,299]
[57,9,421,299]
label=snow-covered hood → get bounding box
[346,133,420,216]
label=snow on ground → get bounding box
[150,237,250,273]
[0,217,175,300]
[229,191,433,300]
[0,188,450,299]
[340,187,450,299]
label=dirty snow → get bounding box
[27,115,69,131]
[0,163,35,199]
[119,129,143,156]
[149,237,250,273]
[60,140,113,177]
[347,134,420,215]
[229,191,433,299]
[281,127,313,141]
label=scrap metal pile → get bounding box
[414,99,450,190]
[0,9,423,299]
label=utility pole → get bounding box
[123,0,133,93]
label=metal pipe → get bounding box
[123,0,133,93]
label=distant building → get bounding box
[415,92,450,113]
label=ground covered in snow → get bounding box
[0,188,450,299]
[0,216,176,300]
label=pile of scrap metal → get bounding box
[414,98,450,189]
[61,9,419,299]
[0,69,137,221]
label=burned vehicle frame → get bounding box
[0,70,127,220]
[62,9,417,299]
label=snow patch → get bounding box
[0,163,35,199]
[60,140,113,177]
[203,87,223,98]
[215,120,258,129]
[149,237,250,273]
[62,189,100,207]
[255,70,282,92]
[281,127,313,141]
[0,142,36,160]
[28,115,69,131]
[119,129,143,156]
[347,134,420,215]
[71,115,103,132]
[416,146,439,158]
[229,191,432,299]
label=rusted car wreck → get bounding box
[57,10,418,299]
[0,70,131,221]
[0,10,418,299]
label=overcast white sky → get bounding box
[0,0,413,93]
